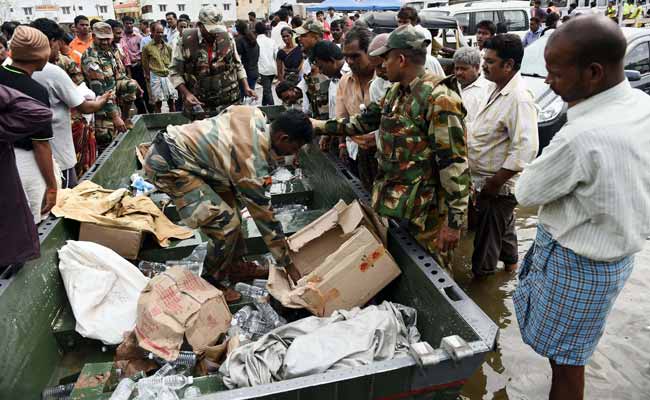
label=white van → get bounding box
[424,1,532,45]
[404,0,449,11]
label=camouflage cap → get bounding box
[294,19,324,36]
[92,22,113,40]
[199,5,225,32]
[369,24,431,57]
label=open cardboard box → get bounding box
[268,200,401,317]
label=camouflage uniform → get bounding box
[111,43,138,112]
[57,54,97,175]
[81,23,137,150]
[56,54,85,85]
[313,25,470,266]
[143,106,291,277]
[169,6,247,114]
[295,20,329,120]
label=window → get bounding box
[159,4,167,11]
[142,5,152,13]
[99,5,108,13]
[23,7,33,15]
[62,6,71,14]
[177,3,185,11]
[223,3,230,10]
[249,0,252,3]
[625,42,650,74]
[454,13,470,34]
[78,5,83,10]
[10,7,13,12]
[502,10,528,32]
[202,3,209,7]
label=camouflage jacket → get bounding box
[111,44,129,77]
[169,28,247,109]
[314,72,470,231]
[304,71,330,120]
[56,54,85,86]
[162,105,291,267]
[81,43,126,117]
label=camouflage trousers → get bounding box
[144,141,241,278]
[94,116,116,154]
[408,208,453,276]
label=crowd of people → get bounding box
[2,4,650,400]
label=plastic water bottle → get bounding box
[153,363,175,377]
[183,386,202,398]
[158,386,180,400]
[148,351,197,369]
[109,378,135,400]
[246,311,273,339]
[138,375,194,392]
[42,383,75,399]
[234,282,268,298]
[254,298,285,328]
[252,279,268,288]
[232,305,254,325]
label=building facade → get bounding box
[236,0,269,20]
[140,0,237,22]
[3,0,115,24]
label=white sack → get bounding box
[58,240,149,344]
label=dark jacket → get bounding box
[0,84,53,266]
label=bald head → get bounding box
[549,14,626,68]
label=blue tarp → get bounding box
[306,0,402,12]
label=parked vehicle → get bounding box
[425,1,532,46]
[520,28,650,151]
[404,0,449,11]
[0,109,498,399]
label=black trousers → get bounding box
[130,63,150,114]
[260,74,275,106]
[469,193,518,276]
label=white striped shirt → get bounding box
[469,72,539,194]
[515,80,650,261]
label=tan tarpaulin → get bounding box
[52,180,193,246]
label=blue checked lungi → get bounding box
[513,224,634,366]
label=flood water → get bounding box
[452,207,650,400]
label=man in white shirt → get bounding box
[271,8,291,49]
[469,34,539,278]
[397,7,433,57]
[165,12,179,44]
[452,46,488,125]
[513,16,650,400]
[31,18,110,188]
[255,22,278,105]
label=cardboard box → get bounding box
[268,200,401,317]
[135,267,232,361]
[79,222,143,260]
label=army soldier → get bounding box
[169,5,255,116]
[294,20,330,120]
[144,107,311,297]
[81,22,137,152]
[312,25,471,268]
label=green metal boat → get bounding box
[0,110,498,399]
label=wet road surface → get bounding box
[453,207,650,400]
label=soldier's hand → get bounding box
[113,116,127,133]
[184,93,203,108]
[437,225,461,253]
[351,133,376,149]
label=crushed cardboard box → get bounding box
[135,266,232,361]
[268,200,401,317]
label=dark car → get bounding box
[362,11,468,72]
[521,28,650,152]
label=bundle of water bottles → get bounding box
[110,353,201,400]
[228,280,287,342]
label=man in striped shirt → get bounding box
[514,16,650,399]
